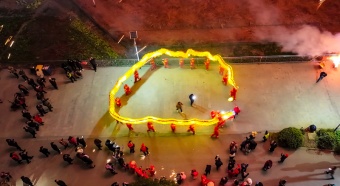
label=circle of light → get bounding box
[109,48,238,125]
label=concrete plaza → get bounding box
[0,62,339,186]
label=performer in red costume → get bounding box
[150,58,156,71]
[204,58,210,70]
[148,165,156,176]
[115,98,121,107]
[179,58,184,68]
[190,58,195,69]
[162,58,169,68]
[219,65,225,75]
[171,123,176,133]
[222,73,228,86]
[147,122,155,132]
[230,87,237,101]
[126,123,134,131]
[211,125,220,138]
[124,84,131,95]
[187,125,195,135]
[134,70,141,83]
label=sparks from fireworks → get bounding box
[317,0,327,10]
[329,55,340,68]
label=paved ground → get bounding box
[0,61,339,186]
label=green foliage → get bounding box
[334,144,340,155]
[278,127,303,149]
[129,178,177,186]
[316,129,340,150]
[68,18,120,59]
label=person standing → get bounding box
[127,141,135,153]
[215,155,223,170]
[18,84,29,95]
[211,125,220,138]
[316,71,327,83]
[262,160,273,171]
[262,130,269,142]
[278,179,287,186]
[55,179,67,186]
[22,109,33,120]
[10,152,22,164]
[189,94,195,106]
[23,126,36,138]
[269,140,278,152]
[176,102,183,113]
[230,87,237,101]
[68,136,78,147]
[6,139,23,151]
[89,57,97,72]
[19,69,29,81]
[59,138,69,149]
[33,114,44,125]
[77,136,87,148]
[42,98,53,112]
[19,150,34,164]
[39,146,50,157]
[94,139,102,150]
[37,77,46,88]
[21,176,33,186]
[50,142,62,154]
[278,153,288,163]
[140,143,149,156]
[36,104,47,116]
[8,66,19,78]
[62,154,73,164]
[26,120,40,131]
[75,59,83,71]
[204,58,210,70]
[204,165,211,175]
[49,78,58,89]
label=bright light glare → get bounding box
[228,97,234,102]
[192,95,196,100]
[330,55,340,68]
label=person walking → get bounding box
[27,78,38,88]
[62,154,73,164]
[39,146,50,157]
[269,140,278,152]
[75,59,83,71]
[316,71,327,83]
[127,141,135,153]
[6,139,23,151]
[23,126,36,138]
[126,123,134,131]
[36,92,45,101]
[21,176,33,186]
[94,138,102,150]
[187,125,195,135]
[215,155,223,170]
[36,104,47,116]
[189,94,195,106]
[42,98,53,112]
[19,150,34,164]
[147,122,156,132]
[59,138,69,149]
[325,166,337,179]
[89,57,97,72]
[176,102,183,112]
[55,179,67,186]
[49,78,58,89]
[279,153,288,163]
[66,72,76,83]
[262,160,273,171]
[278,179,287,186]
[51,142,62,154]
[10,152,22,164]
[77,136,87,148]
